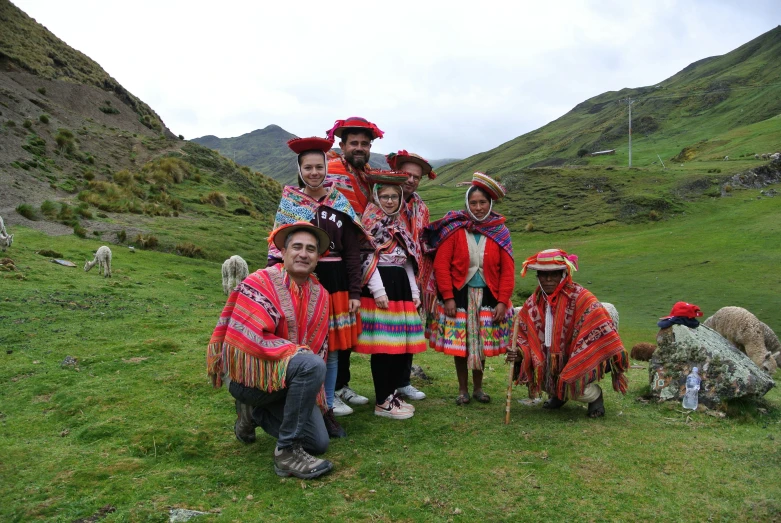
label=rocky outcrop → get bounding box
[650,324,774,408]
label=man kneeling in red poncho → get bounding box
[506,249,629,418]
[207,222,334,479]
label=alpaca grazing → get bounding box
[601,302,619,332]
[703,306,777,375]
[84,246,112,278]
[222,255,249,294]
[0,215,13,252]
[631,342,657,361]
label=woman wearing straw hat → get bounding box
[423,172,515,405]
[506,249,629,418]
[357,177,427,419]
[268,137,367,436]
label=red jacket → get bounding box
[433,229,515,305]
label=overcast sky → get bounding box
[12,0,781,159]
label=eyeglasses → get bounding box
[378,195,400,202]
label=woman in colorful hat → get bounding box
[506,249,629,418]
[268,136,367,437]
[422,172,515,405]
[356,177,427,420]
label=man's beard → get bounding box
[346,152,367,170]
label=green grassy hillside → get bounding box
[434,26,781,185]
[1,178,779,521]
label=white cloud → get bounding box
[12,0,781,159]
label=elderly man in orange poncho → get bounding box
[506,249,629,418]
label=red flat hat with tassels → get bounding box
[326,117,384,140]
[287,137,334,155]
[386,150,437,180]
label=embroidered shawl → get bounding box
[207,265,330,394]
[404,193,434,308]
[268,184,365,261]
[326,155,371,215]
[360,202,420,286]
[422,210,513,258]
[514,275,629,400]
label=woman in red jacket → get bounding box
[423,173,515,405]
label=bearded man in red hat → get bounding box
[323,116,385,412]
[385,150,438,401]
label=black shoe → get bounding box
[323,408,347,438]
[542,396,568,409]
[234,399,256,443]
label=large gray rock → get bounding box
[650,324,775,408]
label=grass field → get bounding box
[2,181,780,522]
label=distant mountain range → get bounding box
[192,127,461,184]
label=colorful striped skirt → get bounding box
[427,285,513,369]
[355,266,427,356]
[315,260,362,351]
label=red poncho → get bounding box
[515,275,629,400]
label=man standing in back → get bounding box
[324,116,385,415]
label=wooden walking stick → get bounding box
[504,307,521,425]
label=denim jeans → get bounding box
[228,351,328,454]
[325,350,338,409]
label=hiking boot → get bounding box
[391,392,415,412]
[234,399,256,444]
[274,444,333,479]
[323,408,347,438]
[332,396,354,417]
[374,394,414,420]
[397,384,426,400]
[336,386,369,405]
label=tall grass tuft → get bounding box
[16,203,38,220]
[201,191,227,208]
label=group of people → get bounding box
[206,116,630,479]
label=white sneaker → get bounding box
[336,386,369,405]
[397,384,426,400]
[374,394,414,420]
[332,396,353,417]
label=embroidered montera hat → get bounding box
[386,150,437,180]
[470,172,506,201]
[521,248,579,277]
[326,117,384,141]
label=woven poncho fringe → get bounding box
[206,265,330,395]
[514,276,629,400]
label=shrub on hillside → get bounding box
[525,221,535,232]
[113,170,134,186]
[238,195,252,207]
[116,230,127,243]
[73,224,87,238]
[55,129,75,153]
[649,210,661,221]
[176,242,205,258]
[40,200,58,218]
[83,170,95,181]
[16,203,38,220]
[37,87,47,95]
[23,119,32,129]
[134,234,159,249]
[39,114,49,124]
[577,148,589,158]
[201,191,227,208]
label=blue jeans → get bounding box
[228,351,328,454]
[325,350,338,409]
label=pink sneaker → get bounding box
[374,394,414,420]
[392,392,415,412]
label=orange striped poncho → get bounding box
[326,154,371,215]
[207,265,330,394]
[515,275,629,400]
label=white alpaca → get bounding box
[601,302,619,332]
[703,306,777,375]
[222,255,249,294]
[84,245,112,278]
[0,215,12,251]
[723,155,729,161]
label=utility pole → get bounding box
[619,98,635,167]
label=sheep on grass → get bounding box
[601,302,619,332]
[630,342,656,361]
[0,215,13,252]
[84,245,112,278]
[703,306,777,375]
[222,255,249,294]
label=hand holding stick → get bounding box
[505,307,521,425]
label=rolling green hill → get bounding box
[434,26,781,185]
